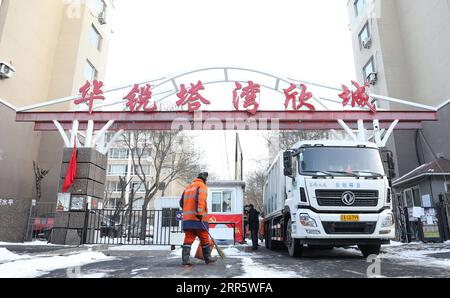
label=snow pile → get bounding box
[109,245,171,251]
[237,257,301,278]
[380,244,450,269]
[0,248,30,263]
[0,241,60,246]
[0,251,115,278]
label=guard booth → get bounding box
[165,181,246,246]
[207,181,246,245]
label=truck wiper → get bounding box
[325,171,361,178]
[352,171,384,178]
[302,170,335,177]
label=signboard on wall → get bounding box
[422,194,432,208]
[56,193,70,211]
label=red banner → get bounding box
[208,214,243,243]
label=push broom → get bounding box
[198,221,226,259]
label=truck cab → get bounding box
[263,140,396,258]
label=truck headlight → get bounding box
[299,214,317,227]
[381,213,394,228]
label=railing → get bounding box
[25,202,57,242]
[84,209,182,245]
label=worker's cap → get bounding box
[198,172,209,180]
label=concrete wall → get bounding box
[0,102,40,242]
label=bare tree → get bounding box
[245,167,267,212]
[121,130,203,240]
[33,161,50,203]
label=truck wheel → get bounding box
[358,244,381,258]
[286,220,303,258]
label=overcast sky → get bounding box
[105,0,356,180]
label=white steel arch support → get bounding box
[338,119,399,148]
[53,120,124,155]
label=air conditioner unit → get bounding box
[366,72,378,85]
[362,37,372,49]
[0,61,15,80]
[98,11,107,25]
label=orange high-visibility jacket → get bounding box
[180,178,209,230]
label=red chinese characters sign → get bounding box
[283,83,315,112]
[74,80,105,114]
[339,81,376,113]
[176,81,211,112]
[123,84,157,112]
[74,79,376,114]
[233,81,260,115]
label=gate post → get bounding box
[81,203,90,245]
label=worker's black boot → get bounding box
[182,245,192,267]
[202,245,218,264]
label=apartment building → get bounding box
[347,0,450,176]
[0,0,114,241]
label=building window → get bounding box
[403,188,422,208]
[84,60,98,82]
[106,181,122,192]
[132,148,150,159]
[358,22,371,49]
[93,0,106,16]
[354,0,365,17]
[446,182,450,193]
[131,182,146,193]
[211,191,232,213]
[108,148,129,160]
[107,164,128,176]
[131,165,150,176]
[90,25,102,51]
[363,57,375,81]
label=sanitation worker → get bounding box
[248,204,260,251]
[179,172,218,267]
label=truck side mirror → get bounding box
[388,153,396,170]
[283,151,293,177]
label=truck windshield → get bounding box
[298,147,385,177]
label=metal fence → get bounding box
[84,208,182,245]
[25,201,57,242]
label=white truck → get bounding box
[263,140,396,258]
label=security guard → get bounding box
[179,172,217,266]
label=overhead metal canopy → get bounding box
[13,66,438,131]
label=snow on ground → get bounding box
[0,248,31,263]
[380,246,450,269]
[236,257,301,278]
[0,251,115,278]
[108,245,171,251]
[0,241,61,246]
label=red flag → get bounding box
[62,142,77,193]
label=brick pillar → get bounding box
[51,148,107,245]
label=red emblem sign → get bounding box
[74,80,105,114]
[233,81,260,115]
[176,81,211,112]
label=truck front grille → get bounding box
[322,222,377,235]
[316,190,379,207]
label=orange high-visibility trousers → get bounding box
[183,230,210,247]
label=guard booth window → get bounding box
[162,208,178,227]
[404,188,422,207]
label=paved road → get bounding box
[36,242,450,278]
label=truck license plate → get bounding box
[341,215,360,222]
